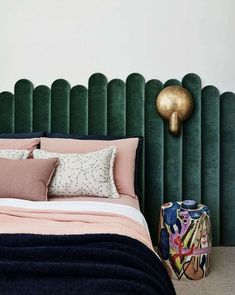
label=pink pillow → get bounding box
[40,137,139,198]
[0,158,59,201]
[0,138,39,150]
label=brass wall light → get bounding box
[156,86,193,136]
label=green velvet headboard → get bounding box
[0,73,235,246]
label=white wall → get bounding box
[0,0,235,93]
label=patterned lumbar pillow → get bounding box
[0,149,30,160]
[33,146,119,198]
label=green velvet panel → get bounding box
[14,79,33,132]
[88,73,107,135]
[145,79,164,244]
[220,92,235,246]
[70,85,88,134]
[182,74,201,203]
[163,79,182,202]
[201,86,220,246]
[107,79,126,136]
[164,79,181,88]
[0,92,14,133]
[1,73,235,246]
[51,79,70,133]
[33,86,51,132]
[126,73,145,210]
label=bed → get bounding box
[1,72,234,294]
[0,133,175,294]
[0,195,174,294]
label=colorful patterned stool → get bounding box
[158,200,212,280]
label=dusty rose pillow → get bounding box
[0,138,40,150]
[0,158,59,201]
[40,137,139,198]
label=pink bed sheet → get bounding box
[0,206,153,251]
[48,194,140,210]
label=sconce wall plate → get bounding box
[156,86,193,136]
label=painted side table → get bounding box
[158,200,212,280]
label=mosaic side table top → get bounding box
[158,200,212,280]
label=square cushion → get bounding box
[0,157,59,201]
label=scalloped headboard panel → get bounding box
[0,73,235,246]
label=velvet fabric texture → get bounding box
[0,132,44,138]
[0,158,58,201]
[0,73,235,245]
[0,234,176,295]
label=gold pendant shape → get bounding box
[156,86,193,136]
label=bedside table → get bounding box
[158,200,212,280]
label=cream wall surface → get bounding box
[0,0,234,92]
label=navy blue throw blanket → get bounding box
[0,234,176,295]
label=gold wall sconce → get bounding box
[156,86,193,136]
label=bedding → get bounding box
[48,193,140,210]
[0,138,40,150]
[0,199,149,244]
[40,136,140,198]
[0,234,175,295]
[0,149,30,159]
[0,158,58,201]
[0,198,176,294]
[33,146,119,198]
[45,133,143,196]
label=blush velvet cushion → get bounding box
[40,137,139,198]
[0,158,59,201]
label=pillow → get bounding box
[0,132,44,150]
[0,149,30,160]
[0,138,40,150]
[46,133,141,141]
[0,158,59,201]
[41,136,140,198]
[33,146,119,199]
[46,133,143,197]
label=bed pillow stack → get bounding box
[0,132,58,201]
[0,132,42,160]
[41,136,141,198]
[0,132,141,201]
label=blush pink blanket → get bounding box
[0,206,154,251]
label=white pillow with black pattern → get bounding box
[0,149,30,160]
[33,146,119,198]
